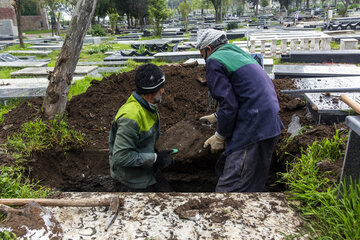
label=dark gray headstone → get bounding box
[0,53,19,62]
[339,116,360,196]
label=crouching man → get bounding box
[109,64,173,192]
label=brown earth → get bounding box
[0,63,348,192]
[0,202,63,239]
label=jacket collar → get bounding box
[132,91,157,113]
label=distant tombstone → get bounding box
[0,19,18,37]
[0,53,19,62]
[340,38,358,50]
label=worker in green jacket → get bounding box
[109,64,173,192]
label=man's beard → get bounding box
[152,94,162,104]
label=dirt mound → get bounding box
[0,64,348,192]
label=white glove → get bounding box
[199,113,217,124]
[203,132,225,154]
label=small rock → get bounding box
[3,124,13,130]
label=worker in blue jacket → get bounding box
[196,29,284,192]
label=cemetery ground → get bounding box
[0,36,359,238]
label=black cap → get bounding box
[135,64,165,94]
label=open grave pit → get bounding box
[0,63,348,193]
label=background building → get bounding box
[0,0,48,30]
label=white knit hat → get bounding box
[195,29,226,50]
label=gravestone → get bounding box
[28,45,63,50]
[104,54,154,62]
[340,38,358,50]
[281,50,360,64]
[304,93,360,123]
[339,116,360,194]
[0,62,48,67]
[154,51,201,62]
[0,53,19,62]
[10,66,98,78]
[7,50,53,56]
[274,64,360,78]
[0,19,18,37]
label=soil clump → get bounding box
[0,64,348,192]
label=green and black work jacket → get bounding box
[109,91,160,189]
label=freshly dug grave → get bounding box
[0,64,348,192]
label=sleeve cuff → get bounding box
[215,131,225,140]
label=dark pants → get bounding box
[114,169,173,192]
[215,136,279,192]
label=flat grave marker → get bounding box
[274,64,360,78]
[10,66,98,78]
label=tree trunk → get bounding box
[127,13,130,29]
[13,0,24,48]
[42,0,98,120]
[255,0,259,16]
[306,0,309,8]
[56,12,61,36]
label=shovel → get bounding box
[340,94,360,114]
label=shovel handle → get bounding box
[340,94,360,115]
[0,198,113,207]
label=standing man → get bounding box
[109,63,173,192]
[197,29,284,192]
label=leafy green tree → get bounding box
[12,0,25,48]
[247,0,260,16]
[107,8,119,34]
[43,0,98,119]
[260,0,269,13]
[94,0,115,23]
[209,0,223,22]
[179,2,191,31]
[37,0,68,36]
[128,0,149,30]
[148,0,171,36]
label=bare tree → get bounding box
[42,0,98,120]
[12,0,25,48]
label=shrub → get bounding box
[227,22,238,30]
[86,43,113,54]
[336,5,347,17]
[349,3,360,9]
[88,24,107,37]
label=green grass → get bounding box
[68,75,107,100]
[0,43,32,53]
[0,230,18,240]
[280,128,360,239]
[0,99,25,124]
[6,117,85,158]
[0,67,22,79]
[331,41,340,50]
[229,37,247,43]
[23,29,52,35]
[0,165,51,198]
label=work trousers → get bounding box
[114,169,173,192]
[215,135,279,192]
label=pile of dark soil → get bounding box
[0,63,348,192]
